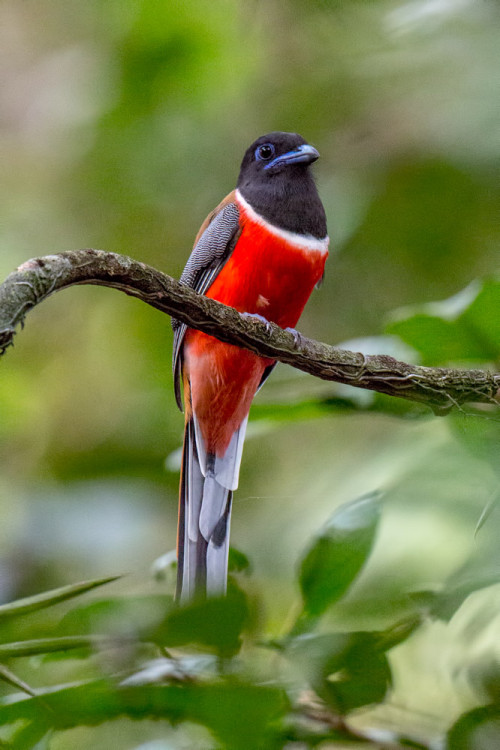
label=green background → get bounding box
[0,1,499,747]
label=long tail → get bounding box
[176,415,248,602]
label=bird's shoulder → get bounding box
[193,189,239,247]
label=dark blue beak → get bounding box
[264,144,320,171]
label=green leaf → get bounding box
[296,491,381,624]
[386,278,500,365]
[323,643,391,714]
[175,682,287,750]
[287,631,391,714]
[0,576,121,620]
[228,547,251,573]
[0,679,121,729]
[0,679,287,750]
[421,569,500,622]
[447,704,500,750]
[0,635,112,659]
[9,722,52,750]
[151,584,249,656]
[415,559,500,623]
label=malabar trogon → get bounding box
[172,132,329,602]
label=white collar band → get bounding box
[235,189,329,254]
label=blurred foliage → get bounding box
[387,278,500,366]
[1,492,500,748]
[296,491,381,628]
[1,0,500,747]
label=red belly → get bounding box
[184,217,328,455]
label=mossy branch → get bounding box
[1,249,498,412]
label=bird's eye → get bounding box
[255,143,275,161]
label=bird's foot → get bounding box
[284,327,305,349]
[241,312,273,335]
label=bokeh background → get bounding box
[1,0,499,746]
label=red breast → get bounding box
[184,192,328,456]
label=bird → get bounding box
[172,132,329,602]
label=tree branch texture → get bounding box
[0,249,498,412]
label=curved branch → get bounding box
[0,249,498,411]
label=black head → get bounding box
[236,132,327,239]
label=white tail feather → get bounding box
[177,417,243,602]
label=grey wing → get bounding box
[172,201,241,411]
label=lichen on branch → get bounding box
[0,249,498,411]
